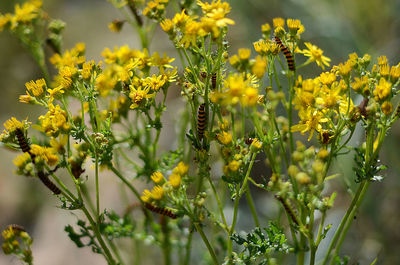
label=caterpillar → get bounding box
[245,137,255,145]
[274,195,299,226]
[211,73,217,89]
[274,36,295,71]
[37,170,61,195]
[9,224,26,232]
[15,128,31,154]
[144,203,177,219]
[197,103,206,140]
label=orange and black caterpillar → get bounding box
[274,36,295,71]
[37,170,61,195]
[197,103,206,140]
[145,203,177,219]
[9,224,26,232]
[211,73,217,89]
[245,137,255,145]
[275,195,299,226]
[15,128,33,156]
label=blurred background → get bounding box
[0,0,399,264]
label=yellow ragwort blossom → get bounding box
[381,101,393,115]
[151,185,164,200]
[141,189,152,202]
[302,42,331,70]
[252,56,267,78]
[25,78,46,97]
[30,144,59,166]
[129,85,155,109]
[373,78,391,101]
[272,17,285,28]
[151,171,164,183]
[169,173,181,188]
[160,19,174,33]
[250,138,262,150]
[38,104,69,136]
[13,152,31,168]
[238,48,251,60]
[11,1,41,28]
[228,160,240,172]
[197,0,235,27]
[291,109,329,141]
[3,117,24,132]
[173,162,189,175]
[217,131,232,145]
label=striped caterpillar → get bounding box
[274,36,295,71]
[197,103,206,141]
[275,195,299,226]
[144,203,177,219]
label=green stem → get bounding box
[193,222,219,265]
[207,176,228,230]
[184,229,193,265]
[95,152,100,220]
[109,165,141,201]
[245,185,260,227]
[162,217,171,265]
[328,181,370,265]
[321,180,367,265]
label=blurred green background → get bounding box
[0,0,399,264]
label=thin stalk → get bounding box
[207,176,228,230]
[245,185,260,227]
[193,222,219,265]
[329,181,371,265]
[184,229,193,265]
[110,165,141,201]
[321,180,367,265]
[95,152,100,220]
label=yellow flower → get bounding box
[11,1,41,27]
[169,173,181,188]
[172,9,190,28]
[13,152,31,168]
[351,76,369,93]
[381,101,393,115]
[141,189,152,202]
[250,138,262,150]
[373,78,391,101]
[3,117,24,132]
[217,131,232,145]
[319,72,336,86]
[151,185,164,200]
[173,162,189,175]
[0,13,11,32]
[160,19,174,33]
[272,17,285,28]
[30,144,59,166]
[251,56,267,78]
[238,48,251,60]
[38,104,69,136]
[108,19,124,33]
[19,92,34,104]
[302,42,331,70]
[197,0,235,27]
[228,160,240,172]
[129,86,155,109]
[50,134,68,154]
[242,86,259,107]
[377,55,388,66]
[229,55,240,67]
[151,171,164,183]
[25,78,46,97]
[261,23,271,35]
[291,109,329,140]
[143,74,167,91]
